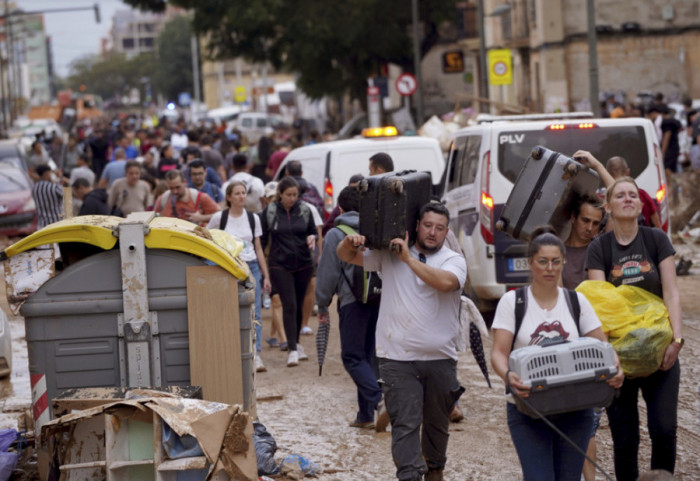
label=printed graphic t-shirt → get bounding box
[585,228,675,299]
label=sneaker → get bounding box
[424,468,444,481]
[349,418,375,429]
[375,399,390,432]
[301,326,314,335]
[280,341,289,351]
[255,355,267,373]
[450,403,465,423]
[297,344,309,361]
[287,350,299,367]
[265,337,279,348]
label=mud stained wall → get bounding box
[565,31,700,106]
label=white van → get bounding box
[442,113,669,311]
[275,131,446,216]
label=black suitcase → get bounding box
[496,146,601,241]
[359,170,432,250]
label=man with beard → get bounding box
[154,170,219,225]
[337,202,467,481]
[562,197,604,290]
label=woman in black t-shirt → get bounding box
[586,177,682,481]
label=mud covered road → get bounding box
[0,243,698,479]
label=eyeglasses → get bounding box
[533,258,565,268]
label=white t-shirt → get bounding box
[364,245,467,361]
[207,210,262,262]
[492,287,601,350]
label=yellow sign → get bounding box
[488,49,513,86]
[234,86,246,103]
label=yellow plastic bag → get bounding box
[576,280,672,377]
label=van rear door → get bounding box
[493,122,654,285]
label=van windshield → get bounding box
[497,126,649,183]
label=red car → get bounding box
[0,142,37,237]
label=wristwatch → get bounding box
[672,337,684,348]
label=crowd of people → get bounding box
[24,112,685,481]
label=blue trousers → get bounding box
[246,260,262,353]
[606,361,680,480]
[507,403,594,481]
[338,301,381,423]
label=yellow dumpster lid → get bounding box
[0,215,250,281]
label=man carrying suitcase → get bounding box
[337,202,467,481]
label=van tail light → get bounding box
[323,178,333,216]
[653,143,670,233]
[479,151,494,244]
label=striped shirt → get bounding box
[32,180,63,228]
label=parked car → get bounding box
[0,308,12,378]
[233,112,284,144]
[0,140,37,237]
[442,113,669,312]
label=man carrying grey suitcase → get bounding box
[337,202,467,481]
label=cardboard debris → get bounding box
[41,394,256,480]
[3,248,55,314]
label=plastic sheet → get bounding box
[253,421,279,476]
[576,280,673,377]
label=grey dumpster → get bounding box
[20,248,254,412]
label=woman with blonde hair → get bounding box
[586,176,682,480]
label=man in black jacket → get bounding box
[72,178,110,216]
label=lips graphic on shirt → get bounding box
[529,321,570,346]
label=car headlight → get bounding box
[22,198,35,212]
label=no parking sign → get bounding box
[488,49,513,86]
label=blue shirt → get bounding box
[100,160,126,187]
[192,181,223,203]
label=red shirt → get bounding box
[638,188,657,226]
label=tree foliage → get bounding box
[123,0,457,101]
[155,15,195,101]
[65,15,193,103]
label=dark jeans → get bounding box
[378,358,464,481]
[338,301,381,423]
[606,360,680,480]
[507,403,594,481]
[269,265,313,351]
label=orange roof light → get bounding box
[362,126,399,138]
[548,124,566,130]
[578,122,595,129]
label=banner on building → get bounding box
[488,49,513,86]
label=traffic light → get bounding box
[94,3,101,24]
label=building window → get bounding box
[139,37,154,48]
[456,2,478,39]
[122,38,135,49]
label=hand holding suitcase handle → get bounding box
[390,232,409,257]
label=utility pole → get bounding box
[191,34,201,116]
[411,0,424,126]
[477,0,489,113]
[586,0,601,117]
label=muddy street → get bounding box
[253,246,700,480]
[0,244,698,479]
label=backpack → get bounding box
[160,188,202,214]
[512,286,580,351]
[219,209,256,237]
[301,184,324,217]
[265,201,311,232]
[336,224,382,305]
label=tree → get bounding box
[123,0,457,101]
[66,52,155,102]
[154,15,195,102]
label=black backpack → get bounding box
[512,287,581,350]
[336,224,382,305]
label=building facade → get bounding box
[479,0,700,113]
[110,9,169,60]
